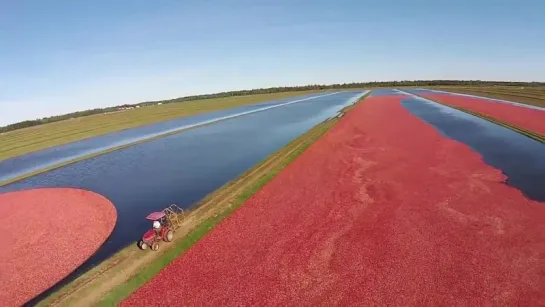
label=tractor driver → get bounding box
[153,220,162,235]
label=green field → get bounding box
[428,86,545,108]
[0,91,323,162]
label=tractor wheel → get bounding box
[151,242,160,251]
[139,240,148,250]
[165,230,174,242]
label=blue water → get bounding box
[4,90,367,303]
[367,88,401,97]
[400,95,545,202]
[0,92,337,183]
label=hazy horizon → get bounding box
[0,79,540,128]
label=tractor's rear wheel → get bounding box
[165,230,174,242]
[151,242,159,251]
[139,240,148,250]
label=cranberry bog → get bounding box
[416,91,545,137]
[0,188,116,307]
[121,94,545,306]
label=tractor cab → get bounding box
[138,205,185,251]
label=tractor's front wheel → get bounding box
[165,230,174,242]
[151,242,160,251]
[139,240,148,250]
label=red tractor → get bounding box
[138,204,184,251]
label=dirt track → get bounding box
[421,93,545,135]
[0,188,116,307]
[122,94,545,306]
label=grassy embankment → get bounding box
[0,91,326,187]
[430,85,545,108]
[413,89,545,143]
[36,93,369,307]
[0,91,325,163]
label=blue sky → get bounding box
[1,0,544,126]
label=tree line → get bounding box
[2,79,544,133]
